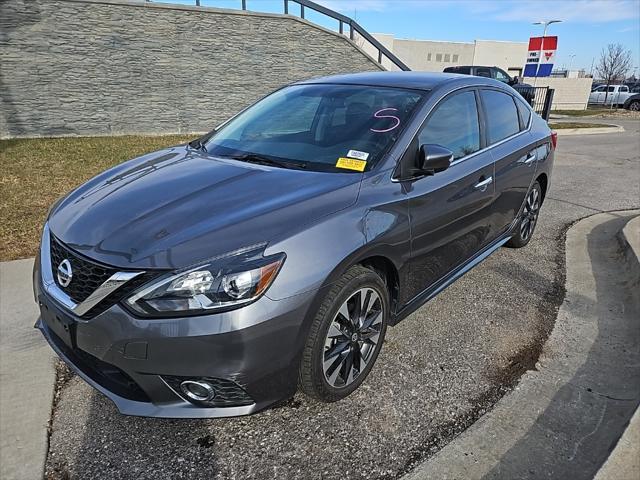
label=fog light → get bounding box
[180,380,216,402]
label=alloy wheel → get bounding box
[520,186,541,241]
[630,101,640,112]
[322,287,383,388]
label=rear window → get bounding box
[515,97,532,129]
[480,90,520,144]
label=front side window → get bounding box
[419,90,480,160]
[204,84,425,172]
[476,67,491,78]
[481,90,520,144]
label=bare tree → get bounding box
[596,43,632,102]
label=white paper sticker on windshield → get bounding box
[347,150,370,161]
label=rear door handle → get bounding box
[474,176,493,191]
[523,152,537,164]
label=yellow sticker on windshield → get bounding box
[336,157,367,172]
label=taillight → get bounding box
[550,131,558,150]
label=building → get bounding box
[362,33,528,75]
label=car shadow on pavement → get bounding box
[483,214,640,479]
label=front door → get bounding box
[401,89,499,302]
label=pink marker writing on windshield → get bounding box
[370,108,400,133]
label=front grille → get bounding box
[50,236,117,303]
[49,235,161,318]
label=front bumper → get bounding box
[35,266,318,418]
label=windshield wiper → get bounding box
[188,138,207,153]
[227,153,307,170]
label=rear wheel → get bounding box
[506,181,542,248]
[627,100,640,111]
[299,265,389,402]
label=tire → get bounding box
[506,181,542,248]
[298,265,389,402]
[628,100,640,112]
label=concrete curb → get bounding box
[554,125,625,136]
[0,259,55,480]
[402,210,640,480]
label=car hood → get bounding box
[48,146,361,270]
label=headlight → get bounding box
[125,248,285,317]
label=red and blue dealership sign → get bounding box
[524,36,558,77]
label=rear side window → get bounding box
[419,91,480,160]
[481,90,520,144]
[476,67,491,78]
[515,97,532,129]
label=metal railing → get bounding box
[148,0,410,71]
[513,85,554,121]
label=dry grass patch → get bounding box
[0,135,192,261]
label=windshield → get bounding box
[204,84,426,172]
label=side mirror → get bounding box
[418,144,453,175]
[511,75,520,85]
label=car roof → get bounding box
[295,71,500,91]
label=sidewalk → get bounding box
[404,211,640,480]
[0,259,55,480]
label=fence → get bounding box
[513,85,555,121]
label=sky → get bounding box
[175,0,640,74]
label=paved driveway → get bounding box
[45,120,640,480]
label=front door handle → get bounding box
[474,176,493,192]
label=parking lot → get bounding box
[44,120,639,480]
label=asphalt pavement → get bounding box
[43,119,640,479]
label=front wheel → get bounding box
[298,265,389,402]
[506,181,542,248]
[627,100,640,111]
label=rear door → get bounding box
[402,88,499,301]
[480,88,538,232]
[589,86,605,104]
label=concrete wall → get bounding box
[370,34,526,74]
[0,0,383,138]
[394,39,475,72]
[523,77,593,110]
[473,40,528,76]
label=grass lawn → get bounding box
[548,122,615,129]
[0,135,193,261]
[551,109,610,116]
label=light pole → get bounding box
[532,20,562,85]
[567,54,576,76]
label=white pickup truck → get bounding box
[588,85,633,106]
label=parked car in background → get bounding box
[444,65,519,85]
[443,65,535,105]
[588,85,633,106]
[623,81,640,93]
[35,72,555,418]
[623,93,640,111]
